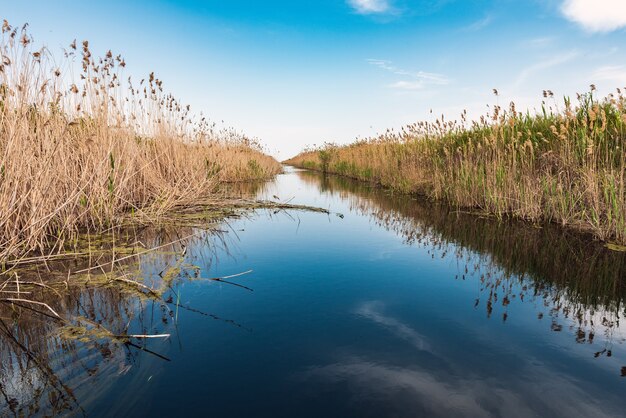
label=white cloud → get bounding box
[591,65,626,86]
[462,15,493,32]
[368,59,398,72]
[561,0,626,32]
[367,59,449,90]
[513,51,579,89]
[348,0,391,14]
[388,81,428,90]
[521,37,555,48]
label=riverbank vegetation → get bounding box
[0,21,281,262]
[286,88,626,244]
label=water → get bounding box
[2,167,625,417]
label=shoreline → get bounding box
[284,163,624,250]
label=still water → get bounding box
[1,167,625,417]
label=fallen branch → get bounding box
[114,333,170,339]
[1,298,62,319]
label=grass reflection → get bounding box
[298,169,626,362]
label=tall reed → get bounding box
[286,88,626,244]
[0,21,281,261]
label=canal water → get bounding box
[1,166,625,417]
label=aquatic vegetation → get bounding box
[286,88,626,244]
[0,223,252,416]
[0,21,282,262]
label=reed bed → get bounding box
[0,21,281,261]
[286,88,626,244]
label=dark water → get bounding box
[2,167,626,417]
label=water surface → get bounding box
[2,167,625,417]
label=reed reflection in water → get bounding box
[296,169,626,364]
[0,224,244,416]
[2,168,625,417]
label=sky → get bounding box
[3,0,626,158]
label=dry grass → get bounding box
[0,21,281,261]
[286,88,626,244]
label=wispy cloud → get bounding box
[356,301,431,351]
[387,81,428,90]
[348,0,391,14]
[521,37,555,48]
[368,59,449,90]
[462,15,493,32]
[561,0,626,32]
[513,51,579,89]
[591,65,626,86]
[304,359,618,418]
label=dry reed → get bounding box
[0,21,281,261]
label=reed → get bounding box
[0,21,281,261]
[286,88,626,244]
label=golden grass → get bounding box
[286,88,626,244]
[0,21,281,261]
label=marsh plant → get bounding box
[317,142,337,173]
[0,224,242,416]
[287,88,626,244]
[0,21,281,261]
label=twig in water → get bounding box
[222,270,253,279]
[209,278,253,291]
[1,298,62,319]
[113,334,170,339]
[204,269,254,291]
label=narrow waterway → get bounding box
[2,166,625,417]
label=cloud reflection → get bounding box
[299,300,625,417]
[305,358,619,418]
[356,301,430,351]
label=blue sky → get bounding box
[4,0,626,158]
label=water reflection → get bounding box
[2,168,625,417]
[356,301,431,352]
[289,171,625,417]
[0,226,238,416]
[304,356,619,418]
[297,170,626,362]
